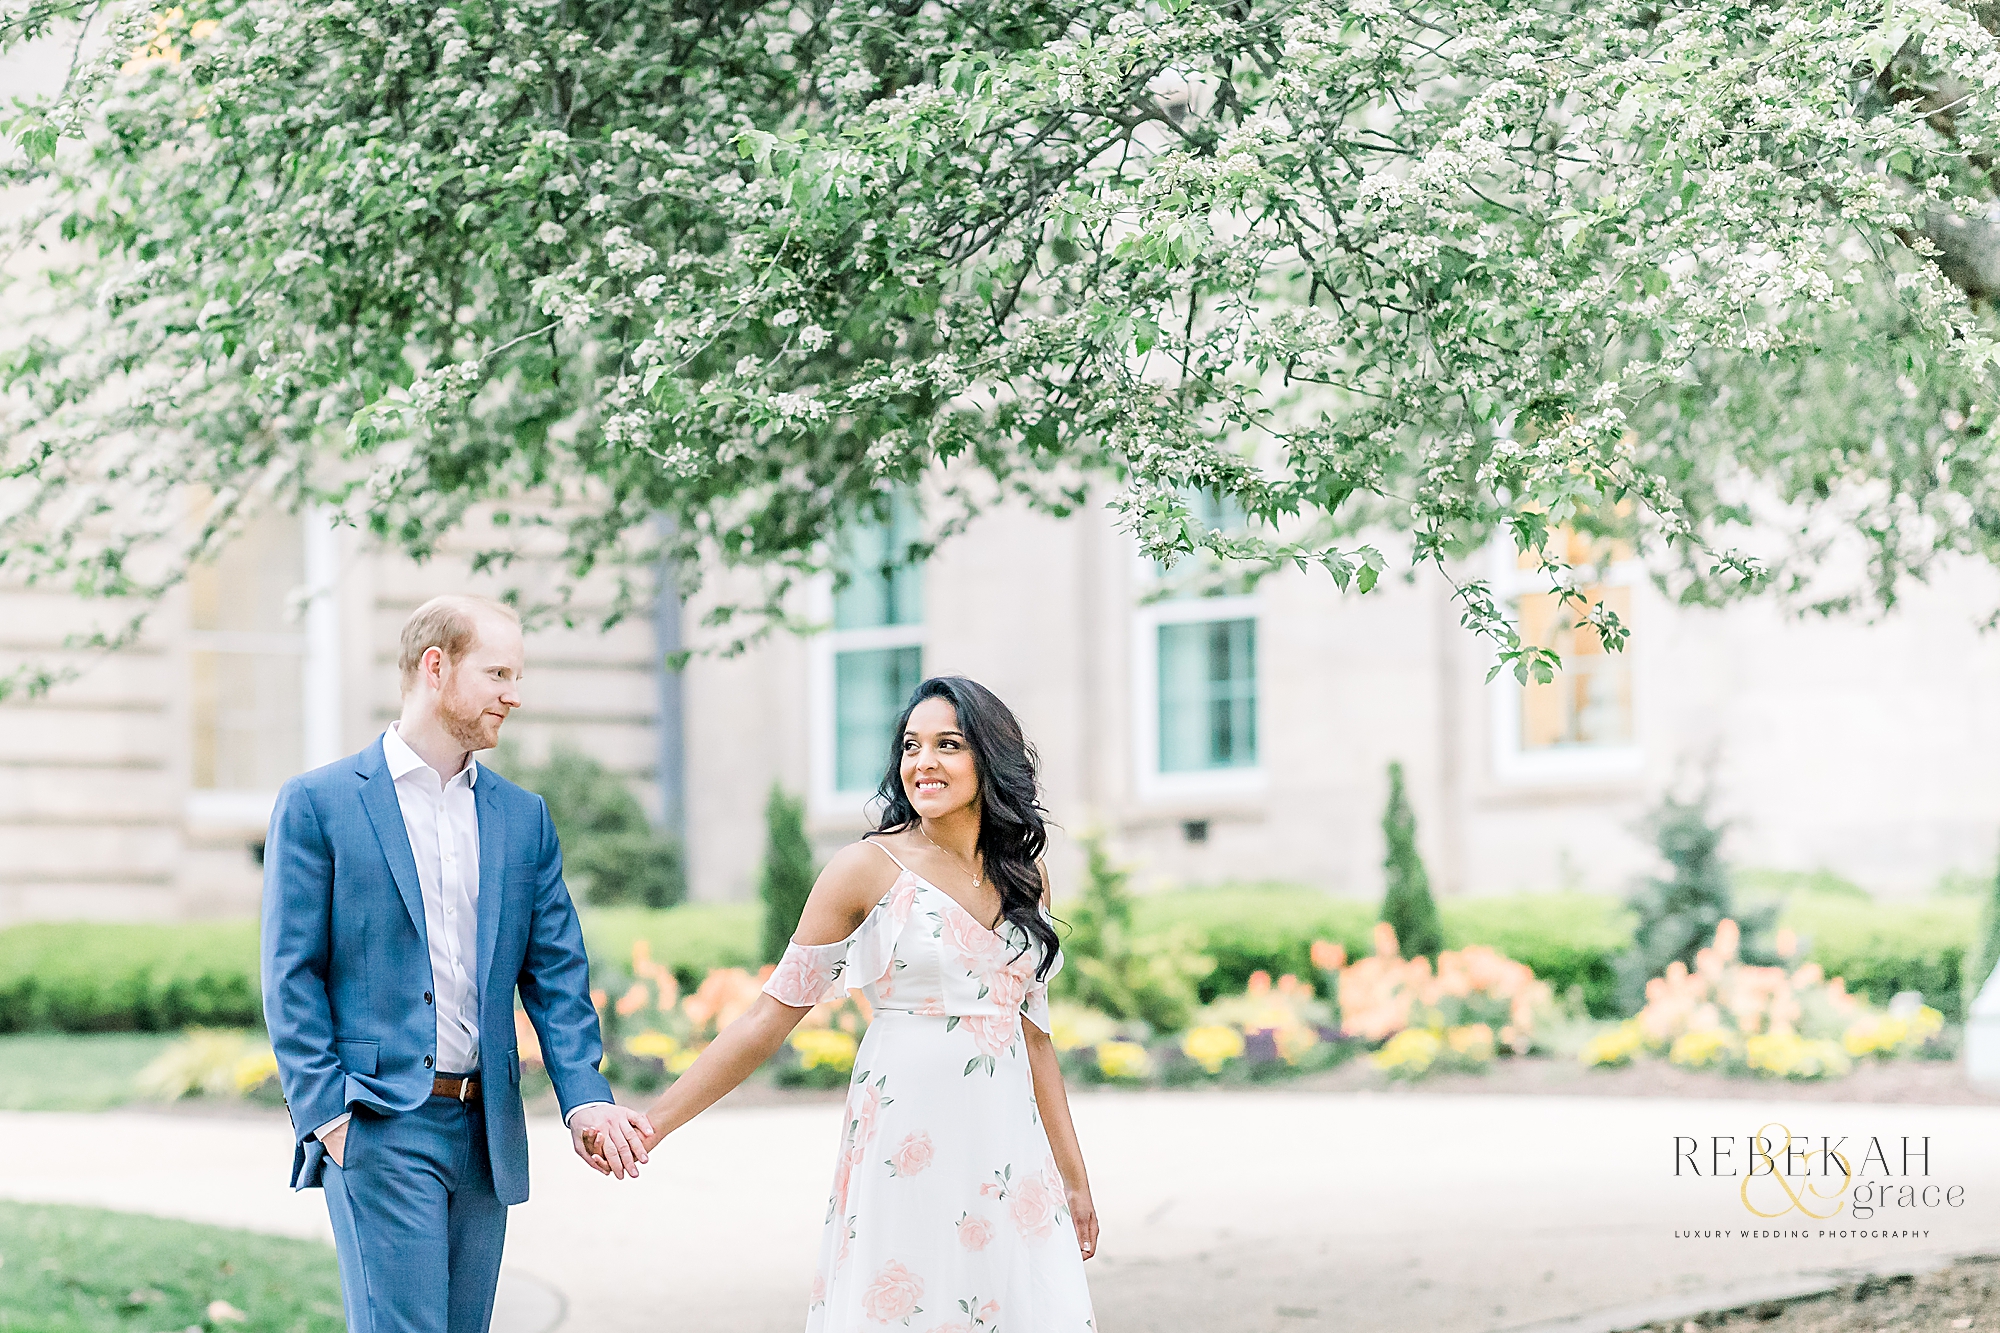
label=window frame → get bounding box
[1485,537,1645,785]
[807,514,927,821]
[182,507,344,828]
[1130,587,1266,801]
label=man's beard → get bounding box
[438,675,497,751]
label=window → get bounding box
[1157,617,1257,771]
[1132,487,1262,794]
[1490,527,1641,781]
[187,508,306,801]
[813,495,925,806]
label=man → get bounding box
[262,593,655,1333]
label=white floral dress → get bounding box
[762,841,1097,1333]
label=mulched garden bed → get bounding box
[1631,1255,2000,1331]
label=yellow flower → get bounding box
[1579,1021,1643,1068]
[1095,1040,1152,1081]
[626,1031,681,1062]
[1668,1028,1735,1069]
[1048,1002,1118,1053]
[666,1044,706,1075]
[1181,1024,1246,1074]
[1746,1031,1851,1080]
[232,1049,279,1094]
[789,1028,858,1072]
[1371,1028,1441,1076]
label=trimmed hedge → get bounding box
[1782,898,1979,1023]
[1126,887,1632,1014]
[0,921,263,1033]
[583,902,761,991]
[0,890,1978,1030]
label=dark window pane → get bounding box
[835,645,923,791]
[834,497,924,629]
[1158,618,1257,772]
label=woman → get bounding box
[634,675,1099,1331]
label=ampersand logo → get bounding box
[1739,1121,1851,1220]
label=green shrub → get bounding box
[1128,886,1375,1002]
[0,921,262,1033]
[1379,761,1444,959]
[583,902,762,991]
[1614,792,1777,1012]
[497,743,685,908]
[1443,895,1634,1018]
[1783,897,1980,1024]
[758,786,817,965]
[1050,833,1214,1031]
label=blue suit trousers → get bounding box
[322,1095,507,1333]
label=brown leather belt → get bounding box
[432,1075,480,1103]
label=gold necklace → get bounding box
[915,821,982,889]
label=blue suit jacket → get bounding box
[260,736,613,1206]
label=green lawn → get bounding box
[0,1034,176,1111]
[0,1202,343,1333]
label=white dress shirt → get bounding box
[317,726,606,1142]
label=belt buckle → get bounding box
[456,1077,472,1103]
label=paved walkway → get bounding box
[4,1090,1998,1332]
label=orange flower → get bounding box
[615,983,649,1016]
[1247,970,1272,997]
[1372,922,1400,958]
[1310,940,1346,972]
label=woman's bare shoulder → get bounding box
[815,837,905,906]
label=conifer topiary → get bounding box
[1379,762,1444,960]
[1614,790,1776,1013]
[758,785,818,965]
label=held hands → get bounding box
[569,1103,654,1179]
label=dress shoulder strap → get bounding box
[860,834,912,874]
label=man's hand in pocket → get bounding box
[321,1121,349,1168]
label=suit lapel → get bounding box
[356,739,428,949]
[475,773,505,994]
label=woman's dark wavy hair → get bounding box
[870,675,1060,980]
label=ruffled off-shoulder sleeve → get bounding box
[1021,941,1064,1035]
[761,882,911,1007]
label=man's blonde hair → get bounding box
[398,594,520,694]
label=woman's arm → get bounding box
[1026,1024,1098,1259]
[635,840,895,1149]
[640,994,809,1144]
[1026,857,1098,1258]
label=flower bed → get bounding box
[1577,919,1953,1081]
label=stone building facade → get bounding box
[5,490,2000,924]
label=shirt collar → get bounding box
[383,723,479,788]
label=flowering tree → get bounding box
[7,0,2000,692]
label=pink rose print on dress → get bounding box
[888,875,919,925]
[956,1213,995,1251]
[941,904,1004,970]
[766,946,837,1006]
[811,1273,827,1304]
[1007,1168,1059,1240]
[916,995,946,1017]
[860,1260,925,1324]
[961,1013,1016,1059]
[890,1131,935,1177]
[979,1300,1001,1323]
[983,961,1028,1012]
[853,1083,884,1148]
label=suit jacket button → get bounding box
[424,992,433,1004]
[424,1056,434,1069]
